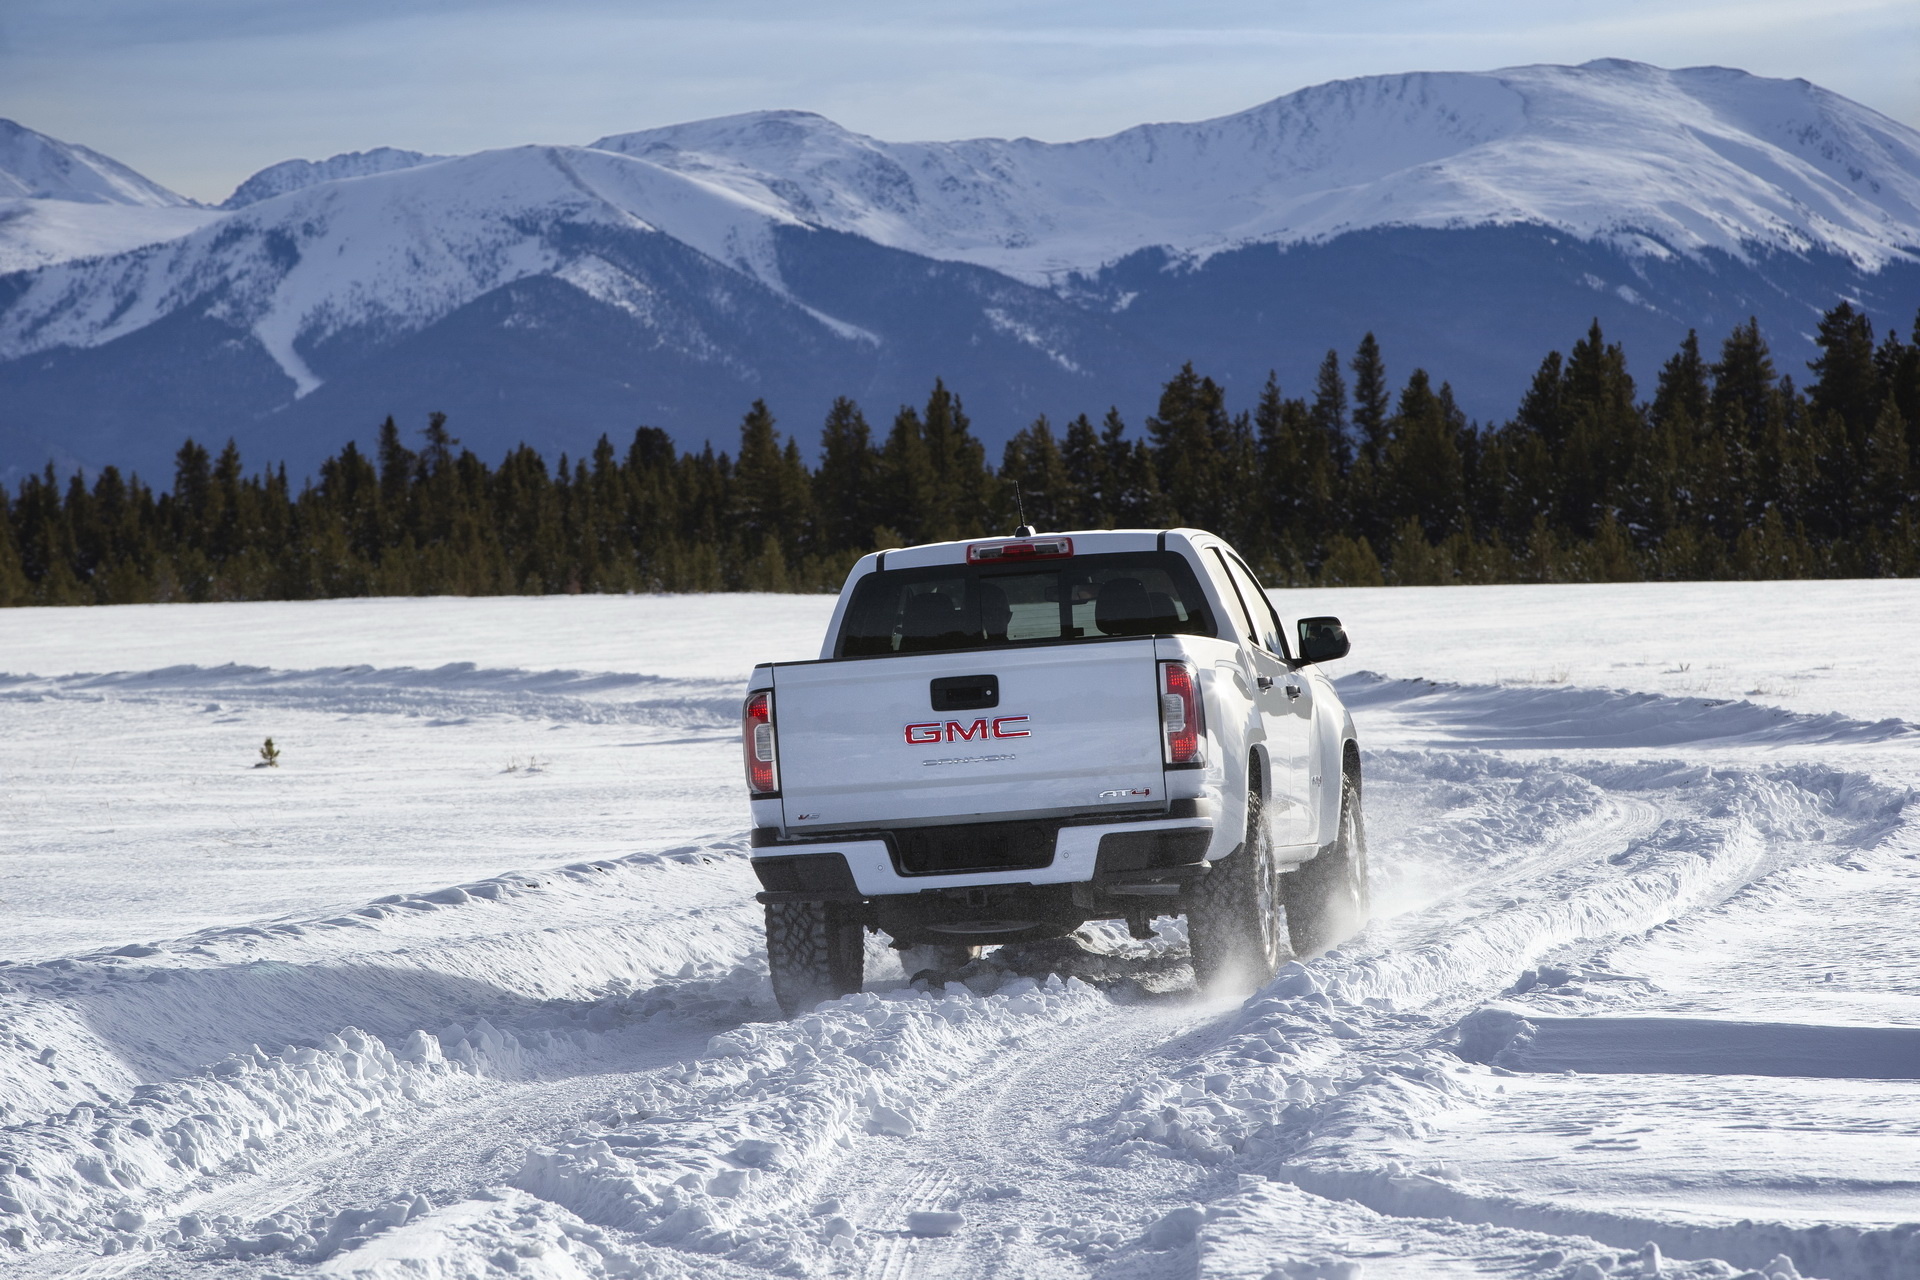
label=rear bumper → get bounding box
[750,804,1217,902]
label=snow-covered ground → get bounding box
[2,581,1915,1279]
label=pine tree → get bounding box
[1350,333,1390,467]
[0,488,30,606]
[1807,301,1879,456]
[1308,349,1351,471]
[1380,369,1467,542]
[376,416,417,546]
[879,404,937,544]
[734,399,790,553]
[7,310,1915,609]
[776,436,816,559]
[209,440,246,568]
[1218,409,1261,555]
[1586,511,1638,582]
[1146,363,1233,530]
[919,380,994,539]
[1649,331,1712,543]
[1100,405,1172,528]
[1256,373,1335,572]
[1864,395,1911,528]
[170,440,213,549]
[1255,373,1298,552]
[1711,318,1777,448]
[1874,322,1920,475]
[814,397,883,555]
[1001,416,1072,531]
[421,411,459,475]
[1060,413,1113,528]
[1098,409,1140,521]
[1757,380,1818,536]
[1652,331,1710,431]
[1319,535,1384,586]
[1556,321,1642,538]
[62,469,102,596]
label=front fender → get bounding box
[1199,657,1263,861]
[1306,698,1357,845]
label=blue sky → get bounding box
[3,0,1915,203]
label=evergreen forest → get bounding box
[4,302,1918,606]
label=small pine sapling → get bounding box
[258,737,281,768]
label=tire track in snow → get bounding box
[511,976,1113,1275]
[837,998,1214,1279]
[129,1025,724,1279]
[8,669,1914,1279]
[1095,752,1912,1279]
[858,1165,960,1280]
[0,840,772,1260]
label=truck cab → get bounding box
[744,527,1366,1014]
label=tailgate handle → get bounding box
[930,675,999,711]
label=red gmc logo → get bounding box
[905,716,1031,744]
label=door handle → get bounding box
[1284,683,1302,701]
[1256,675,1274,691]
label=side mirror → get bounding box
[1297,616,1350,664]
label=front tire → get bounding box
[1186,773,1289,993]
[766,902,865,1017]
[1283,768,1370,956]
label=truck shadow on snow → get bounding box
[899,928,1201,1005]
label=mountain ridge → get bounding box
[0,118,195,208]
[2,60,1918,481]
[219,148,452,209]
[0,119,219,275]
[589,60,1920,279]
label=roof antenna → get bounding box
[1011,479,1035,539]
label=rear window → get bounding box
[835,551,1217,658]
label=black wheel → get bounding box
[1283,767,1370,957]
[1186,770,1289,993]
[766,902,865,1017]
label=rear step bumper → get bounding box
[751,802,1219,902]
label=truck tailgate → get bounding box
[769,640,1164,831]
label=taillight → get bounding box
[967,536,1073,563]
[1159,660,1205,767]
[743,689,779,794]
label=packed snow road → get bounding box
[1,587,1916,1280]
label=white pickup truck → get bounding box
[743,527,1365,1015]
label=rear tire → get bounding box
[766,902,865,1017]
[1283,769,1369,956]
[1186,774,1289,994]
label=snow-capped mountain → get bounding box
[0,119,220,274]
[0,138,1128,478]
[0,144,817,393]
[220,147,451,209]
[0,118,193,207]
[595,61,1920,280]
[3,61,1918,482]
